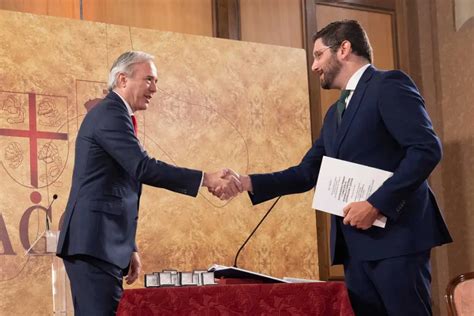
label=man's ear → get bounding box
[340,40,352,59]
[117,72,128,88]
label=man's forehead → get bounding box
[153,64,158,75]
[134,61,158,75]
[313,38,325,51]
[148,62,158,75]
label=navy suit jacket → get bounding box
[57,92,202,269]
[249,66,452,264]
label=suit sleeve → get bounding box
[248,121,328,205]
[367,71,442,220]
[93,103,203,197]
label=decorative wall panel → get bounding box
[0,9,316,314]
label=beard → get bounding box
[320,54,342,90]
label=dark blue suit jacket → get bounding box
[249,66,452,264]
[57,92,202,269]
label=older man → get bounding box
[57,51,240,315]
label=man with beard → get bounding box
[214,20,452,315]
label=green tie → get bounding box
[337,89,351,125]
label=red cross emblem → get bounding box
[0,92,68,188]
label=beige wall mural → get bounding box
[0,9,316,314]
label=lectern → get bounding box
[26,230,73,315]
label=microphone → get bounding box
[45,194,58,231]
[233,196,281,268]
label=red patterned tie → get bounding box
[131,115,138,136]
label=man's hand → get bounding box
[210,171,254,199]
[342,201,380,230]
[125,252,141,285]
[203,169,243,200]
[237,174,253,192]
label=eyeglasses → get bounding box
[313,44,338,61]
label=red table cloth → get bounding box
[117,281,354,315]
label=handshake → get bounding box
[202,169,253,200]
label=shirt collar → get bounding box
[112,90,134,116]
[345,63,371,91]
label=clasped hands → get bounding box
[203,169,252,200]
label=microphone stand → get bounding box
[233,196,281,268]
[25,194,58,255]
[45,194,58,231]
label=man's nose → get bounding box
[150,81,157,93]
[311,59,319,73]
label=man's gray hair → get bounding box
[107,51,155,91]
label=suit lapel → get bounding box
[326,104,339,156]
[334,66,375,156]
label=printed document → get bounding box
[312,156,392,228]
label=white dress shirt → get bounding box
[344,63,371,108]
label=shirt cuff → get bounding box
[199,172,204,188]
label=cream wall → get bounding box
[413,0,474,315]
[0,0,213,35]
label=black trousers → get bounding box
[63,255,124,316]
[344,250,432,316]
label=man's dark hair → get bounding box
[313,20,373,63]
